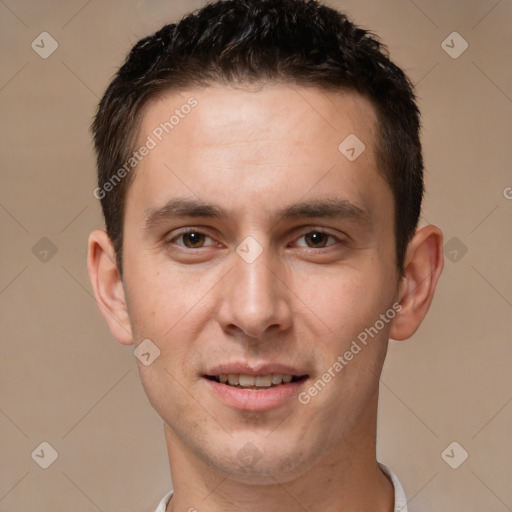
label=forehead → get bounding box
[139,83,378,154]
[127,84,390,226]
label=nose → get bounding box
[216,247,293,341]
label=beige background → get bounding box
[1,0,511,510]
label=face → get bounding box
[120,84,401,482]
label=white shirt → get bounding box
[153,463,408,511]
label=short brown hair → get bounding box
[92,0,423,276]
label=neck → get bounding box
[163,401,394,512]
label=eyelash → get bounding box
[165,227,344,250]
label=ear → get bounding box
[390,225,444,341]
[87,229,134,345]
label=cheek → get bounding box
[297,269,394,418]
[123,266,207,414]
[123,260,221,386]
[124,261,203,339]
[297,266,394,349]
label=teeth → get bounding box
[217,374,296,387]
[239,375,255,386]
[227,374,239,385]
[255,375,272,387]
[271,374,283,385]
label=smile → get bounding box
[205,373,307,388]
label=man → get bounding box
[87,0,444,510]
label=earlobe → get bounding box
[390,225,444,341]
[87,230,134,345]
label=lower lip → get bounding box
[203,377,307,411]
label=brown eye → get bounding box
[166,229,218,251]
[181,232,206,248]
[304,232,330,248]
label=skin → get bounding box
[88,84,443,512]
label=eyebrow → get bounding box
[143,197,371,231]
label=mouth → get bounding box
[202,364,310,410]
[202,363,310,410]
[204,373,308,389]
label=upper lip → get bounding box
[204,362,309,377]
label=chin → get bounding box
[202,439,319,485]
